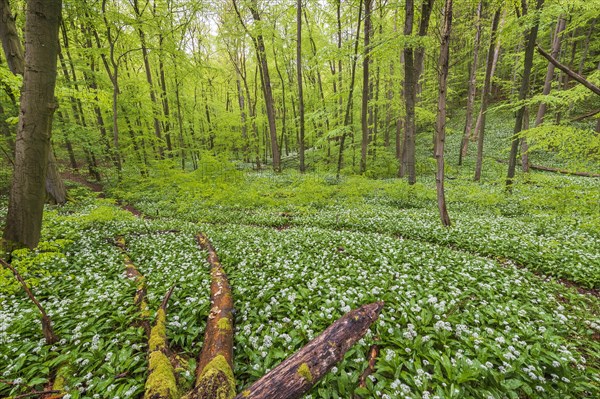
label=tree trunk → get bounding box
[474,8,502,182]
[234,302,383,399]
[0,0,24,75]
[401,0,416,184]
[336,0,364,178]
[1,0,66,204]
[521,106,530,172]
[435,0,452,227]
[132,0,164,159]
[535,16,566,126]
[414,0,434,99]
[360,0,372,174]
[507,0,545,189]
[297,0,305,173]
[3,0,62,248]
[458,1,482,165]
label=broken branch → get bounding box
[0,258,58,344]
[536,45,600,96]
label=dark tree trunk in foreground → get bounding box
[507,0,544,190]
[435,0,452,227]
[234,302,383,399]
[0,0,66,206]
[3,0,62,248]
[474,8,501,181]
[535,45,600,96]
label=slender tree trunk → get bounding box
[401,0,416,183]
[474,8,502,181]
[521,106,530,171]
[158,36,173,157]
[336,0,364,178]
[507,0,545,189]
[459,1,483,165]
[535,16,566,126]
[3,0,62,248]
[436,0,453,227]
[414,0,434,98]
[360,0,372,174]
[297,0,305,172]
[132,0,164,159]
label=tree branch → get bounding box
[536,44,600,96]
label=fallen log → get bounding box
[529,164,600,178]
[536,45,600,96]
[234,301,384,399]
[0,258,58,344]
[115,237,150,336]
[144,286,177,399]
[186,233,236,399]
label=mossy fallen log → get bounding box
[185,234,236,399]
[144,286,177,399]
[115,236,150,336]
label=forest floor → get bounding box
[1,112,600,399]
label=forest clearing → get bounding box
[1,0,600,398]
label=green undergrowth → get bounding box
[111,165,600,288]
[1,191,597,399]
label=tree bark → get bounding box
[190,233,236,399]
[360,0,372,174]
[3,0,62,248]
[0,0,24,75]
[0,0,66,205]
[458,1,482,165]
[400,0,416,183]
[132,0,165,159]
[336,0,363,178]
[435,0,453,227]
[535,16,566,126]
[297,0,305,173]
[474,8,501,182]
[507,0,545,189]
[234,302,383,399]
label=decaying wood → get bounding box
[529,164,600,177]
[115,236,150,337]
[536,45,600,96]
[0,258,58,344]
[356,343,380,394]
[144,286,178,399]
[187,233,236,399]
[234,301,384,399]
